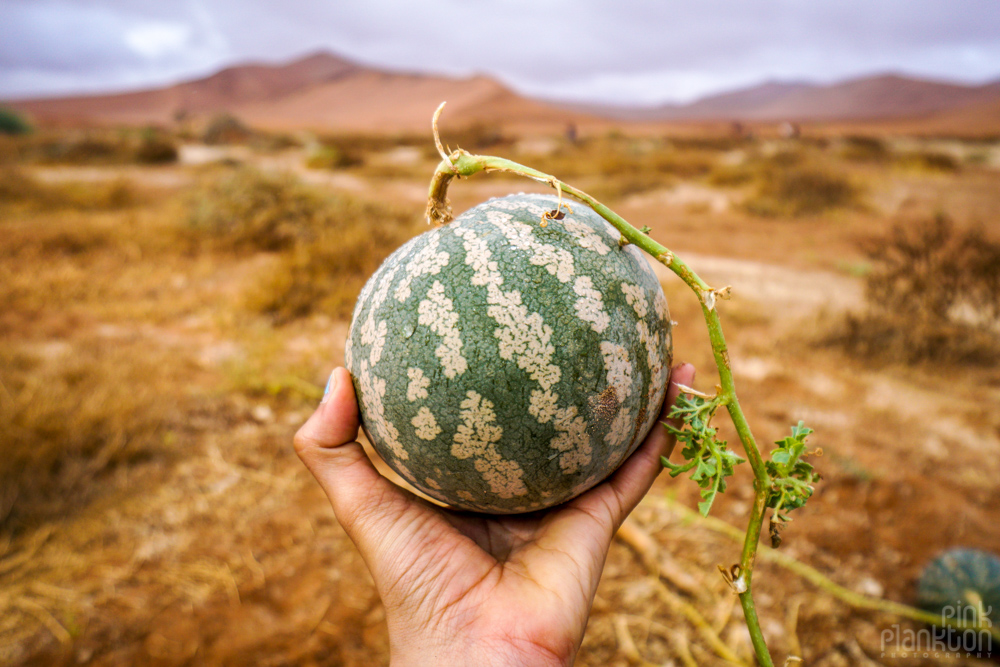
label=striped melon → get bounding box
[918,548,1000,632]
[346,194,672,513]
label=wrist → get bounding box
[388,624,572,667]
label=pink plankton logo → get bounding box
[880,602,993,660]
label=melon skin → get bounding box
[917,548,1000,631]
[346,193,672,514]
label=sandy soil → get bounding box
[3,141,999,667]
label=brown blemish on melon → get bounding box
[588,385,620,427]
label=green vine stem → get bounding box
[654,495,1000,644]
[425,104,781,666]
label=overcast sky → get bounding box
[2,0,999,105]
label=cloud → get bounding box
[1,0,998,102]
[124,21,193,60]
[0,1,231,97]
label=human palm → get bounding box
[295,364,694,666]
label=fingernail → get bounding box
[320,369,338,405]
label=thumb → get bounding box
[294,367,399,534]
[295,367,361,451]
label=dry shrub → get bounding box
[201,113,253,145]
[304,143,362,170]
[0,167,137,210]
[829,214,1000,364]
[896,150,960,173]
[706,163,757,187]
[707,145,808,188]
[9,129,178,166]
[519,138,716,202]
[246,195,416,323]
[0,167,41,204]
[668,135,748,151]
[587,170,671,202]
[744,164,858,217]
[35,133,127,164]
[133,133,178,164]
[837,136,890,163]
[306,134,437,176]
[310,132,427,161]
[44,179,137,211]
[579,141,715,179]
[445,123,512,151]
[0,340,193,528]
[0,107,32,136]
[187,167,336,252]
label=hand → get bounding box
[295,363,696,667]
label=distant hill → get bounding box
[6,52,1000,134]
[8,52,360,125]
[581,74,1000,124]
[6,51,590,133]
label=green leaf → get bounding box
[660,393,743,516]
[766,421,821,517]
[771,450,791,465]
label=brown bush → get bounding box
[744,164,858,217]
[304,142,363,170]
[445,122,511,151]
[837,136,890,163]
[0,167,42,204]
[186,167,333,252]
[706,162,757,187]
[829,214,1000,364]
[201,113,253,145]
[517,138,715,202]
[133,134,178,164]
[896,150,960,173]
[0,167,137,210]
[7,129,178,166]
[246,194,416,323]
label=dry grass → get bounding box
[895,150,961,173]
[513,136,718,202]
[6,129,179,166]
[743,163,859,217]
[245,195,417,323]
[186,167,334,252]
[304,143,363,170]
[827,214,1000,364]
[4,126,1000,666]
[836,135,891,163]
[701,143,862,218]
[0,167,139,211]
[306,132,441,179]
[0,340,201,529]
[201,113,253,145]
[0,175,210,529]
[183,165,417,321]
[0,178,195,335]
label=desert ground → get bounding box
[2,118,999,666]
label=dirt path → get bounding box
[648,251,863,315]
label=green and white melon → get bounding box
[918,548,1000,631]
[345,193,672,514]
